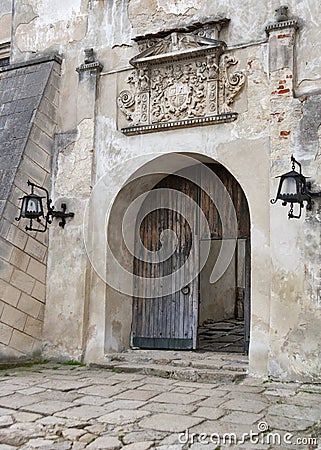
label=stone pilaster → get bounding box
[266,8,299,173]
[43,50,103,361]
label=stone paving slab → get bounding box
[0,363,320,449]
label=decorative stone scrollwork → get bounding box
[117,21,246,135]
[219,55,246,113]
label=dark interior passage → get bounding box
[198,239,247,353]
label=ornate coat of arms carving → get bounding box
[117,19,246,135]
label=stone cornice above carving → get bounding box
[265,19,298,33]
[131,33,226,66]
[76,48,103,75]
[76,61,103,73]
[133,17,230,43]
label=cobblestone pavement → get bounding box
[0,363,320,449]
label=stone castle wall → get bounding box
[0,58,60,360]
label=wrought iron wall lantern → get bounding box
[271,155,321,219]
[15,180,74,232]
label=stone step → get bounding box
[106,351,247,369]
[100,361,247,383]
[95,350,248,383]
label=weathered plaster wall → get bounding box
[8,1,321,380]
[267,20,321,381]
[0,0,12,44]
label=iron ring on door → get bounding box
[181,285,190,295]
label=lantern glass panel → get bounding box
[281,177,298,196]
[21,195,44,219]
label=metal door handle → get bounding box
[181,285,190,295]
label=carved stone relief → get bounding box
[117,22,246,135]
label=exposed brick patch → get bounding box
[280,130,291,139]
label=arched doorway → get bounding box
[131,162,250,353]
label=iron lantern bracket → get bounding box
[15,180,74,232]
[270,155,321,219]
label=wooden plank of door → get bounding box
[244,238,251,354]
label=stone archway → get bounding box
[124,159,251,353]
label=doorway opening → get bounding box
[198,238,249,353]
[131,160,250,354]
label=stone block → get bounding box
[0,322,12,345]
[6,225,28,250]
[221,410,264,425]
[31,281,46,303]
[62,428,87,440]
[122,443,154,450]
[11,411,42,423]
[86,436,121,449]
[24,140,50,168]
[10,247,30,272]
[2,201,18,224]
[10,268,35,295]
[192,407,225,420]
[0,259,13,282]
[0,201,5,218]
[1,304,27,330]
[29,124,53,155]
[131,401,196,415]
[22,400,71,415]
[24,316,42,339]
[138,413,203,433]
[97,409,150,425]
[55,405,107,420]
[9,329,35,353]
[25,236,47,262]
[37,303,44,320]
[45,84,59,107]
[268,403,321,422]
[26,259,46,283]
[0,342,24,359]
[0,279,21,307]
[265,414,314,432]
[150,392,205,405]
[18,293,42,318]
[113,389,159,401]
[0,219,10,240]
[34,110,56,138]
[73,395,109,406]
[39,95,57,122]
[223,398,267,413]
[0,415,14,428]
[75,435,94,445]
[35,230,48,246]
[0,238,12,262]
[19,155,47,186]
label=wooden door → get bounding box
[131,175,199,349]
